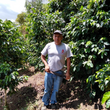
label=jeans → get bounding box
[42,71,63,106]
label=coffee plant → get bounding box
[0,19,29,109]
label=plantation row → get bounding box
[0,0,110,109]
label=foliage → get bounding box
[63,0,110,100]
[26,6,65,70]
[102,91,110,108]
[86,63,110,98]
[0,20,28,68]
[95,64,110,91]
[66,0,110,78]
[0,19,29,92]
[86,63,110,107]
[86,74,96,98]
[25,0,44,13]
[95,64,110,108]
[0,19,29,109]
[48,0,88,23]
[24,0,47,69]
[16,12,27,25]
[0,62,26,94]
[15,12,28,36]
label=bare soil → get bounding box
[0,67,107,110]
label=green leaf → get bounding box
[69,76,74,82]
[102,91,110,104]
[85,41,92,47]
[106,99,110,108]
[80,6,83,11]
[86,60,93,68]
[96,23,100,28]
[104,42,110,46]
[92,91,96,97]
[99,84,104,91]
[86,78,88,83]
[39,63,44,67]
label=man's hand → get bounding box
[65,72,70,80]
[41,55,50,73]
[66,57,71,80]
[45,65,50,73]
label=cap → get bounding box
[54,30,62,35]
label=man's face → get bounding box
[53,33,63,45]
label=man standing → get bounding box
[41,30,73,109]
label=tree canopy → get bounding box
[16,12,26,25]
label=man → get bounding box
[41,30,73,109]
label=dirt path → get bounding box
[0,67,107,110]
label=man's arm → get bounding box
[41,54,50,72]
[65,57,71,80]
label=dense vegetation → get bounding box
[0,0,110,109]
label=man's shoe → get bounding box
[51,104,56,109]
[41,105,49,110]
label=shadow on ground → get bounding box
[7,86,37,110]
[56,79,104,110]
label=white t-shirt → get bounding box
[41,42,73,72]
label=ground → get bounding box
[0,67,107,110]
